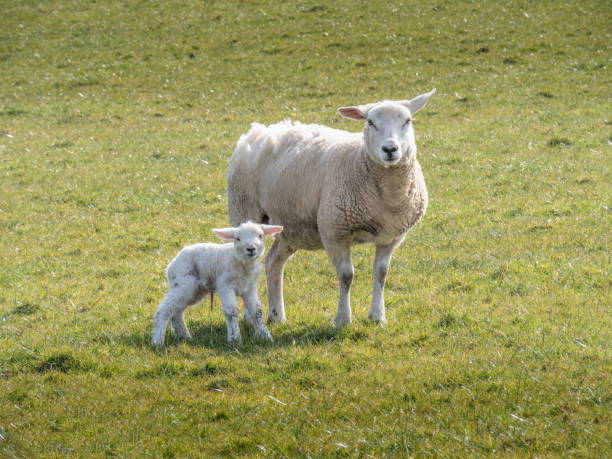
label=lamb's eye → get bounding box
[367,119,377,130]
[236,237,241,242]
[258,234,263,239]
[404,118,412,126]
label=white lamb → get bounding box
[227,89,435,326]
[151,221,283,346]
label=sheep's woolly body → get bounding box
[228,121,428,249]
[227,91,435,326]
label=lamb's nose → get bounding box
[246,247,256,255]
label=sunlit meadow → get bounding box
[1,0,610,456]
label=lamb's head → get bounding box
[213,222,283,262]
[338,88,436,167]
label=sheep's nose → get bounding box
[246,247,256,255]
[382,145,398,155]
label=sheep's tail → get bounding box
[228,122,274,226]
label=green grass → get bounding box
[1,0,610,456]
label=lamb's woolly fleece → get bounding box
[151,221,282,346]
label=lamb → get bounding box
[151,221,283,346]
[227,89,435,326]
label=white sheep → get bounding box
[151,221,283,346]
[227,89,435,326]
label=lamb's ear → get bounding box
[400,88,436,115]
[213,227,237,241]
[337,103,374,120]
[261,225,283,237]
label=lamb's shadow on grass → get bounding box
[108,322,229,352]
[113,319,358,355]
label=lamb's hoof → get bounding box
[151,338,164,347]
[256,328,273,342]
[227,336,242,345]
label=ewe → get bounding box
[227,89,435,326]
[151,222,283,346]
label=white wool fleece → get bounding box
[151,221,283,346]
[227,89,435,326]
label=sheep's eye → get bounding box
[404,118,412,126]
[367,119,377,130]
[258,234,263,239]
[236,237,241,242]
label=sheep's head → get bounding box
[213,222,283,261]
[338,89,436,167]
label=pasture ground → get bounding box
[1,0,610,456]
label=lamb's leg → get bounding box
[265,237,295,323]
[243,287,273,342]
[152,293,184,346]
[218,289,242,344]
[170,309,192,340]
[369,240,401,325]
[153,273,200,346]
[325,241,354,327]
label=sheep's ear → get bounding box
[338,104,373,120]
[261,225,283,237]
[213,227,237,241]
[400,88,436,115]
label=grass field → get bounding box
[1,0,610,456]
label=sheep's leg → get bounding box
[243,288,273,342]
[369,240,401,325]
[325,242,354,327]
[265,238,295,323]
[218,289,242,344]
[170,309,192,341]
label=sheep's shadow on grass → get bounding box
[184,320,343,353]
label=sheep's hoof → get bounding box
[267,312,286,324]
[333,316,352,327]
[267,318,286,325]
[151,339,164,347]
[368,313,387,326]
